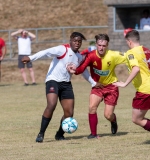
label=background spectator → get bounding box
[0,37,7,81]
[140,9,150,30]
[11,29,36,86]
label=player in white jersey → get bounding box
[22,32,101,142]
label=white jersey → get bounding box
[29,44,96,87]
[18,37,31,55]
[140,17,150,30]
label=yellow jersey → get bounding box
[76,49,126,85]
[125,46,150,94]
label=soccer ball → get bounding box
[62,117,78,134]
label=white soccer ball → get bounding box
[62,117,78,134]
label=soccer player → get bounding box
[67,34,127,138]
[0,38,7,81]
[113,30,150,132]
[11,29,36,86]
[22,32,101,142]
[0,38,7,61]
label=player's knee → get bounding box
[132,117,139,125]
[104,112,112,121]
[89,106,97,114]
[64,110,73,118]
[46,104,56,112]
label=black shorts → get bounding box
[18,55,33,68]
[46,80,74,101]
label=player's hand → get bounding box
[93,82,103,88]
[113,81,127,87]
[22,56,30,63]
[66,63,76,74]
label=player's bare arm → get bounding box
[0,45,7,61]
[113,66,140,87]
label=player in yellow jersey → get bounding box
[67,34,127,138]
[114,30,150,132]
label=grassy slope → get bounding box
[0,0,107,29]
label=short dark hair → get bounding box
[70,32,86,40]
[143,9,149,15]
[125,30,140,43]
[95,34,109,42]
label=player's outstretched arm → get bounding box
[22,56,30,63]
[113,66,140,87]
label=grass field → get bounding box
[0,80,150,160]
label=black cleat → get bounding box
[32,83,37,85]
[111,114,118,134]
[24,83,29,86]
[55,132,65,140]
[36,133,44,143]
[87,134,100,139]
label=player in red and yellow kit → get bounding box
[114,30,150,132]
[67,34,126,138]
[0,38,6,61]
[0,38,6,81]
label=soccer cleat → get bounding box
[111,114,118,134]
[24,83,29,86]
[87,134,100,139]
[111,121,118,134]
[55,132,65,140]
[36,133,44,143]
[32,82,37,85]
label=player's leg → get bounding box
[36,80,58,142]
[18,55,28,85]
[132,109,147,126]
[27,62,36,84]
[132,109,150,131]
[55,99,74,140]
[55,81,74,140]
[0,60,1,82]
[88,94,102,139]
[103,84,119,134]
[132,92,150,131]
[104,104,117,134]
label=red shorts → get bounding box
[91,84,119,106]
[132,92,150,110]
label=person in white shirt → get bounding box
[11,29,36,86]
[22,32,102,142]
[140,9,150,30]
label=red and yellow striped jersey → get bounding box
[76,49,126,85]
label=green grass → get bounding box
[0,81,150,160]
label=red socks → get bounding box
[143,119,150,131]
[89,113,98,135]
[111,113,116,122]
